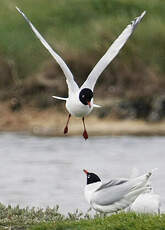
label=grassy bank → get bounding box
[1,0,165,77]
[0,203,164,230]
[0,0,165,94]
[1,0,165,126]
[2,102,165,136]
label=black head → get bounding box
[83,169,101,185]
[79,88,93,106]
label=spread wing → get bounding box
[81,11,146,91]
[16,7,79,95]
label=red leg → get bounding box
[64,114,71,135]
[82,117,88,140]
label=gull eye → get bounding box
[87,175,91,179]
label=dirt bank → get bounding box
[1,103,165,137]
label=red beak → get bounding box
[87,101,91,108]
[83,169,88,174]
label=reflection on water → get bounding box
[0,132,164,213]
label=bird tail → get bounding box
[93,104,102,108]
[52,96,67,101]
[146,168,158,178]
[125,168,157,205]
[130,167,157,179]
[130,168,157,191]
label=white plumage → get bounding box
[130,190,161,214]
[16,7,146,139]
[129,168,161,214]
[84,169,153,213]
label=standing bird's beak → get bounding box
[87,101,91,108]
[83,169,88,174]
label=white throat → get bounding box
[84,182,102,204]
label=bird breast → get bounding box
[84,182,102,204]
[66,97,93,117]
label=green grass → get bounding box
[0,0,165,79]
[41,214,165,230]
[1,0,165,112]
[0,203,164,230]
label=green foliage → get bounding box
[29,213,165,230]
[0,203,64,227]
[0,0,165,79]
[0,204,164,230]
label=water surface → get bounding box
[0,133,164,213]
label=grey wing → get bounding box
[81,11,146,91]
[97,179,128,191]
[93,179,131,206]
[16,7,79,95]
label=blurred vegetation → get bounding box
[0,0,165,120]
[0,203,164,230]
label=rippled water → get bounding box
[0,132,164,214]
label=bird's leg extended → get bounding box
[64,114,71,134]
[82,117,88,140]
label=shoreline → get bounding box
[1,103,165,137]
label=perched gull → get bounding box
[16,7,146,139]
[130,189,161,214]
[129,168,161,214]
[83,169,153,213]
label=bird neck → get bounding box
[84,182,102,204]
[85,181,102,192]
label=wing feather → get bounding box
[96,179,128,191]
[93,172,151,206]
[81,11,146,91]
[16,7,79,95]
[94,180,130,205]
